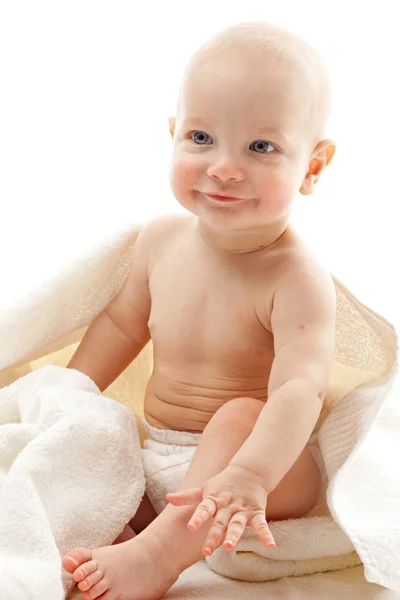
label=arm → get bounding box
[67,227,152,392]
[230,260,336,493]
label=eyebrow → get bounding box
[257,127,291,145]
[181,117,208,128]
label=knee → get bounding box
[212,396,264,432]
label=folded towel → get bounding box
[0,221,399,593]
[0,364,145,600]
[0,223,143,372]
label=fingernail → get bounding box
[188,521,196,530]
[203,546,213,556]
[224,540,235,550]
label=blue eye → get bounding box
[249,140,275,153]
[192,131,213,145]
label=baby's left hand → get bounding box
[166,465,275,557]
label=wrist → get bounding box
[227,460,273,494]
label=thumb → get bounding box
[166,485,204,506]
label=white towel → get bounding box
[0,364,145,600]
[0,221,399,593]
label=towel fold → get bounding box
[0,364,145,600]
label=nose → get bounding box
[207,156,245,183]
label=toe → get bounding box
[73,559,99,583]
[82,577,110,600]
[78,567,103,592]
[62,547,93,573]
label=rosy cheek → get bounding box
[258,175,293,214]
[170,159,198,197]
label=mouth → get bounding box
[204,193,247,203]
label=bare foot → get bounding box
[62,532,180,600]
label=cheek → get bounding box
[257,170,296,214]
[169,157,199,199]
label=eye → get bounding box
[191,131,213,145]
[249,140,275,153]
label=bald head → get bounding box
[178,22,332,143]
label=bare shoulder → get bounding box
[262,227,336,339]
[272,227,336,304]
[269,230,337,352]
[136,212,192,245]
[267,231,337,399]
[132,212,193,265]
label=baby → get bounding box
[63,21,336,600]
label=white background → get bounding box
[0,1,399,328]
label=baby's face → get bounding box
[169,57,318,231]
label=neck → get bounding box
[196,219,289,254]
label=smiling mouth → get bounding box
[204,193,247,203]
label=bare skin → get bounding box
[63,396,321,599]
[63,216,333,600]
[62,22,337,600]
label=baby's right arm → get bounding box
[67,224,153,392]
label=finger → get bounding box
[202,508,232,556]
[166,486,204,506]
[250,512,276,548]
[187,496,218,532]
[223,511,248,551]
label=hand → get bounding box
[166,465,275,557]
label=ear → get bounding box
[168,116,176,139]
[299,139,336,196]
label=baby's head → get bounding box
[169,22,335,234]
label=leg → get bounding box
[171,397,321,522]
[113,492,158,544]
[112,525,136,544]
[63,397,321,599]
[128,492,158,534]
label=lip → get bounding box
[204,193,246,203]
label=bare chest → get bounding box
[148,245,276,375]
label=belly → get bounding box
[143,357,271,433]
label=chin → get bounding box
[200,211,251,232]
